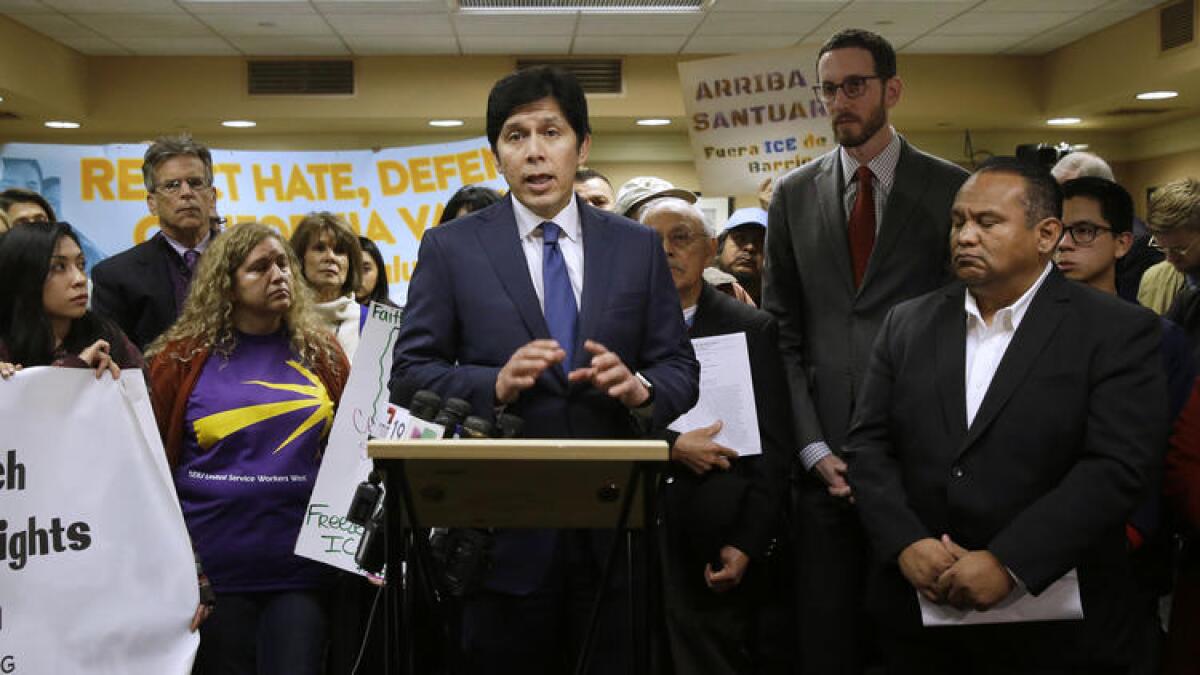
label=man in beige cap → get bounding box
[615,176,697,220]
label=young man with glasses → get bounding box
[761,28,968,674]
[1057,175,1196,675]
[92,134,219,350]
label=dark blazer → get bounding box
[390,196,700,594]
[762,137,968,453]
[91,233,185,351]
[846,269,1169,667]
[663,282,794,564]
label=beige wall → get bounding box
[1116,149,1200,219]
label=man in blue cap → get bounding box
[716,207,767,305]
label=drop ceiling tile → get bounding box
[1003,34,1079,54]
[572,34,687,53]
[117,35,239,54]
[195,12,332,36]
[976,0,1108,10]
[227,34,350,54]
[56,34,131,54]
[902,33,1028,52]
[935,10,1082,35]
[576,13,703,36]
[343,34,459,53]
[819,7,967,34]
[324,12,453,36]
[73,12,214,38]
[1100,0,1165,11]
[6,13,96,38]
[710,0,847,11]
[458,33,573,54]
[178,1,312,14]
[695,11,833,36]
[41,0,183,11]
[314,0,444,10]
[453,13,577,36]
[0,0,51,10]
[682,34,800,54]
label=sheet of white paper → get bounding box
[919,569,1084,627]
[668,332,762,457]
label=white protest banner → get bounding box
[295,301,405,574]
[0,138,507,303]
[0,368,199,674]
[677,46,832,196]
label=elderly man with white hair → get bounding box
[638,197,793,675]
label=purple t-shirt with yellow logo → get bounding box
[175,331,335,593]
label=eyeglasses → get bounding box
[812,75,884,103]
[154,177,211,195]
[1149,234,1200,257]
[1061,223,1114,245]
[10,215,50,227]
[664,228,708,249]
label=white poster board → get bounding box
[294,302,404,574]
[677,45,831,196]
[0,368,199,674]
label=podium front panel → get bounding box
[369,439,668,529]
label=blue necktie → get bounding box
[541,221,578,373]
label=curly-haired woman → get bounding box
[147,222,349,675]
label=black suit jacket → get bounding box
[663,283,794,564]
[847,269,1169,666]
[763,137,969,456]
[91,233,185,351]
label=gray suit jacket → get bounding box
[762,137,968,454]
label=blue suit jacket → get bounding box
[390,196,700,593]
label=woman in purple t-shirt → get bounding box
[0,222,141,379]
[148,222,348,675]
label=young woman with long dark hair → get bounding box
[0,222,140,379]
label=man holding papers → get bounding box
[846,158,1168,674]
[639,197,793,674]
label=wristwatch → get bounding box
[633,371,655,408]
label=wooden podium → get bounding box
[368,438,669,675]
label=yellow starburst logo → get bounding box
[193,360,334,454]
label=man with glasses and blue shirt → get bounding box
[761,27,968,674]
[92,134,219,350]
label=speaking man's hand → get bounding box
[568,340,650,408]
[495,339,566,404]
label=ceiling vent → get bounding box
[0,111,20,120]
[460,0,703,11]
[247,60,354,96]
[516,58,622,94]
[1161,0,1195,51]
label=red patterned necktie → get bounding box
[848,165,875,287]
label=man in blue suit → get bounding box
[391,66,700,673]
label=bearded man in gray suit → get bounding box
[761,28,969,675]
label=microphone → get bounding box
[409,389,442,422]
[460,415,494,439]
[495,413,524,439]
[432,398,472,438]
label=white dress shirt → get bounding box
[963,263,1053,427]
[513,195,584,310]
